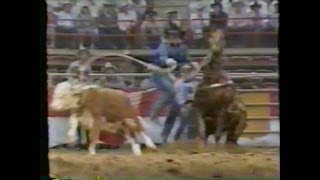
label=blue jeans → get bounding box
[174,104,197,140]
[150,75,175,120]
[161,101,181,143]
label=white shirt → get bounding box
[131,0,147,15]
[248,11,269,27]
[245,0,268,15]
[55,11,77,28]
[208,0,232,13]
[141,18,163,34]
[189,1,210,13]
[269,13,278,28]
[227,10,250,27]
[117,10,138,31]
[174,79,198,105]
[70,2,82,15]
[190,12,210,39]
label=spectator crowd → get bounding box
[47,0,278,49]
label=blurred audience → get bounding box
[264,0,275,17]
[189,0,209,14]
[49,0,278,49]
[140,10,163,49]
[248,2,268,30]
[228,1,250,30]
[209,2,229,30]
[96,3,127,49]
[54,2,78,49]
[117,3,138,49]
[212,0,232,14]
[227,0,250,47]
[82,0,99,17]
[47,4,57,47]
[190,5,210,48]
[77,5,96,49]
[245,0,268,15]
[69,0,82,15]
[164,10,182,30]
[131,0,147,20]
[267,1,278,30]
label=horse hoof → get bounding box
[225,141,238,146]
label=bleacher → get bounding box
[47,0,279,89]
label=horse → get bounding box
[191,29,245,145]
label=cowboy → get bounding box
[148,58,178,126]
[149,28,192,121]
[66,48,93,84]
[161,62,201,143]
[154,29,190,70]
[173,63,201,141]
[101,62,126,89]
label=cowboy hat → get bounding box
[211,3,223,9]
[166,58,177,66]
[250,2,262,9]
[77,48,91,57]
[104,62,115,69]
[196,4,206,10]
[232,0,245,7]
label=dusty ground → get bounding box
[49,143,279,179]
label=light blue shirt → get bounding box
[174,79,195,105]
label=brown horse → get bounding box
[192,29,242,144]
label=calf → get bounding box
[50,81,157,155]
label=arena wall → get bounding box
[47,88,279,147]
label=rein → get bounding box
[199,80,234,90]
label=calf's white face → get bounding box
[50,81,82,111]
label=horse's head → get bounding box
[208,29,225,56]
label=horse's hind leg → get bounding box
[196,111,207,145]
[226,129,238,145]
[215,109,226,144]
[227,119,247,145]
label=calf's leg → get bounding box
[137,116,157,150]
[139,131,157,150]
[67,114,79,144]
[88,119,101,155]
[124,130,142,156]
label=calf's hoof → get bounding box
[132,143,142,156]
[149,147,158,152]
[89,148,96,155]
[89,151,96,155]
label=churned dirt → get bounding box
[49,143,279,179]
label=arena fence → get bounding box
[47,48,279,57]
[47,16,278,48]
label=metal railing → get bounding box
[47,15,278,49]
[47,72,278,78]
[46,48,279,56]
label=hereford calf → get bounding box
[50,81,157,155]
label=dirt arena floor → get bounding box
[49,143,279,179]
